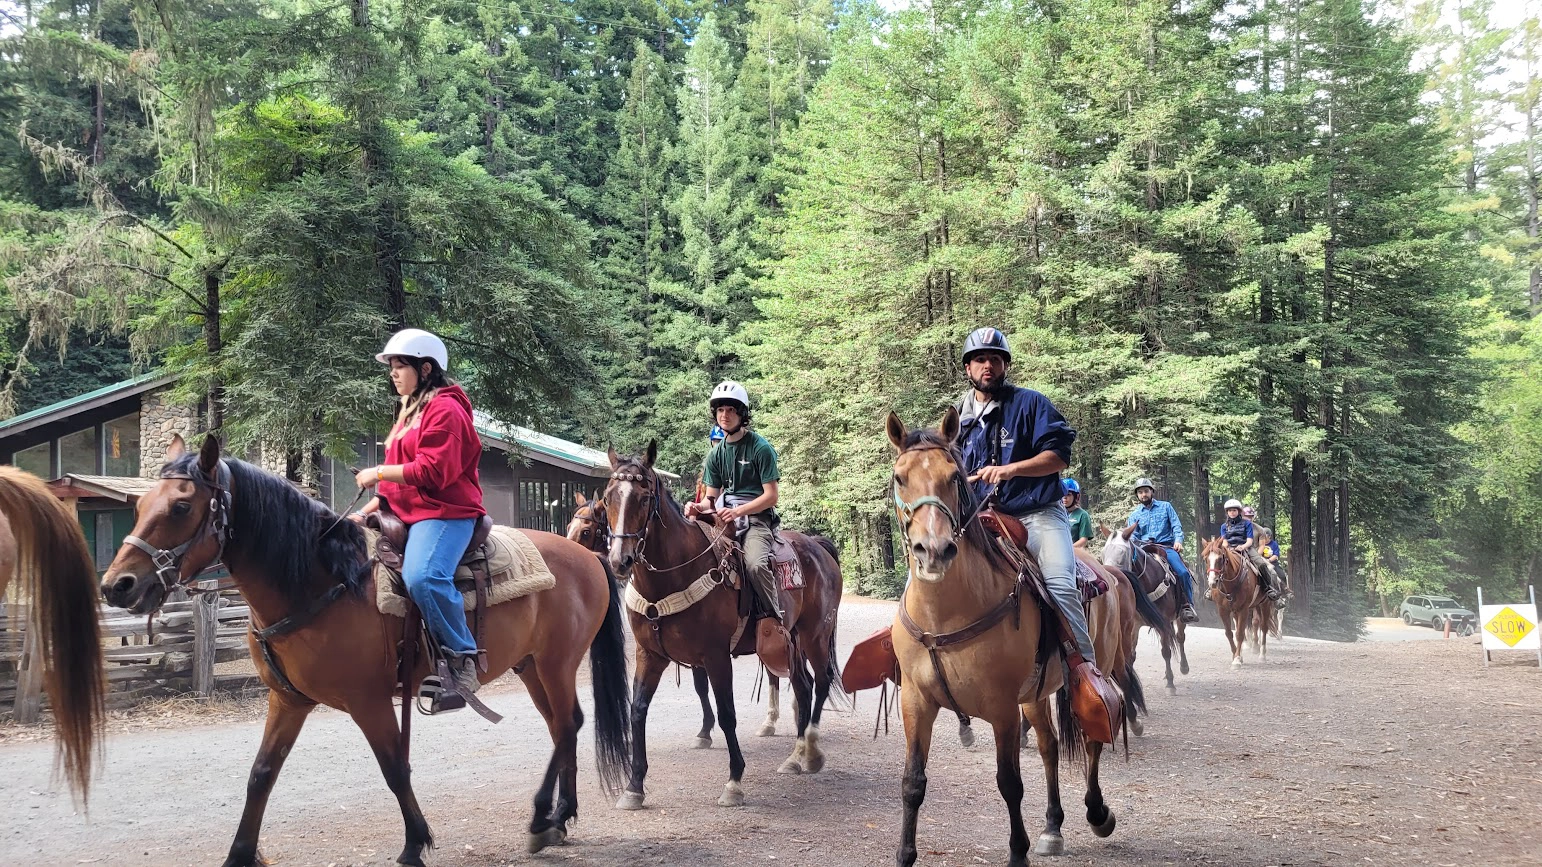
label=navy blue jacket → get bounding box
[954,385,1076,516]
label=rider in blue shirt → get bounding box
[1218,498,1279,601]
[1127,478,1199,622]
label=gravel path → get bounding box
[2,595,1539,866]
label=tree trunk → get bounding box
[203,268,223,432]
[1192,454,1211,541]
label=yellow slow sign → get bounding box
[1485,607,1538,648]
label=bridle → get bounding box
[891,444,991,545]
[605,467,734,574]
[571,503,611,551]
[1207,544,1242,600]
[121,460,234,597]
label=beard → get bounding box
[968,371,1010,396]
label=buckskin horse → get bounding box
[99,435,631,866]
[887,409,1120,866]
[1202,536,1279,669]
[601,442,844,810]
[0,466,105,800]
[565,493,788,748]
[1100,524,1187,695]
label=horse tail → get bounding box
[1129,570,1175,645]
[810,533,847,710]
[822,613,849,711]
[587,557,633,796]
[0,467,104,803]
[1053,677,1086,763]
[811,533,839,564]
[1121,660,1146,719]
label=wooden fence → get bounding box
[2,590,264,722]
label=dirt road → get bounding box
[3,596,1539,866]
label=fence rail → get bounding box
[1,590,264,722]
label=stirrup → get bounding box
[417,672,467,715]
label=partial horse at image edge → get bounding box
[0,465,106,801]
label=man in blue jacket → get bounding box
[952,327,1113,697]
[1128,479,1199,622]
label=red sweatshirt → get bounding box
[378,385,486,523]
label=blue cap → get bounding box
[1062,478,1081,495]
[709,425,726,443]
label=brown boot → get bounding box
[1068,659,1123,744]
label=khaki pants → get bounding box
[1244,548,1274,593]
[743,519,782,620]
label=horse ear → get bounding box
[938,405,960,443]
[607,445,619,469]
[1098,523,1111,539]
[644,439,657,468]
[166,433,187,462]
[886,412,907,453]
[1120,524,1136,540]
[198,434,221,474]
[574,491,587,506]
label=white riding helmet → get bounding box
[376,328,449,370]
[1224,498,1243,510]
[709,380,750,411]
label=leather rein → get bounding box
[892,444,1023,729]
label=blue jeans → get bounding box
[1015,503,1097,663]
[1159,547,1195,607]
[403,518,478,657]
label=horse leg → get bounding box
[1023,700,1065,858]
[524,659,582,854]
[221,696,315,867]
[779,648,816,775]
[895,689,940,867]
[351,700,435,867]
[1229,609,1245,668]
[616,647,669,811]
[705,652,747,806]
[1160,617,1176,694]
[693,666,715,748]
[1083,740,1116,838]
[802,629,836,773]
[1176,617,1190,675]
[759,672,780,736]
[991,709,1031,867]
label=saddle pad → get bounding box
[1076,559,1109,603]
[773,537,804,590]
[371,525,556,618]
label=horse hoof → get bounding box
[958,723,976,749]
[615,789,645,811]
[758,722,776,737]
[777,757,804,775]
[527,827,567,854]
[396,853,428,867]
[718,781,745,807]
[1166,685,1177,695]
[1131,718,1145,737]
[1032,833,1065,856]
[1091,810,1117,838]
[804,752,825,774]
[1179,661,1190,675]
[1231,659,1242,670]
[693,736,713,749]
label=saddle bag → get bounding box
[842,626,900,693]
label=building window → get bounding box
[59,427,99,476]
[520,480,551,531]
[13,441,51,478]
[104,413,140,477]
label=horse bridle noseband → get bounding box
[122,460,233,595]
[891,445,991,544]
[606,469,734,574]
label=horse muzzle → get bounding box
[909,537,958,581]
[100,569,165,614]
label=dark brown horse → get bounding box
[887,409,1118,866]
[1202,537,1278,669]
[0,466,105,800]
[602,442,844,809]
[1100,524,1188,694]
[100,435,631,867]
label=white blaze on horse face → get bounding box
[1207,551,1221,588]
[608,481,639,568]
[906,453,956,582]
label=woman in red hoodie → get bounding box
[349,328,486,701]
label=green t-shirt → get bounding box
[1068,507,1094,542]
[703,430,781,520]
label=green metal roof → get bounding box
[0,372,173,438]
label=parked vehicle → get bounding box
[1398,595,1477,632]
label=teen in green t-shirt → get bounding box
[1063,478,1094,549]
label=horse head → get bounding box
[603,440,661,575]
[1203,537,1241,595]
[1100,523,1138,573]
[102,433,229,614]
[886,407,972,583]
[565,491,608,554]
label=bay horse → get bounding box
[887,409,1120,865]
[564,493,788,748]
[1100,524,1188,694]
[0,466,105,800]
[601,442,844,809]
[100,434,631,866]
[1202,537,1278,669]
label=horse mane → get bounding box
[898,428,1018,578]
[163,454,370,606]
